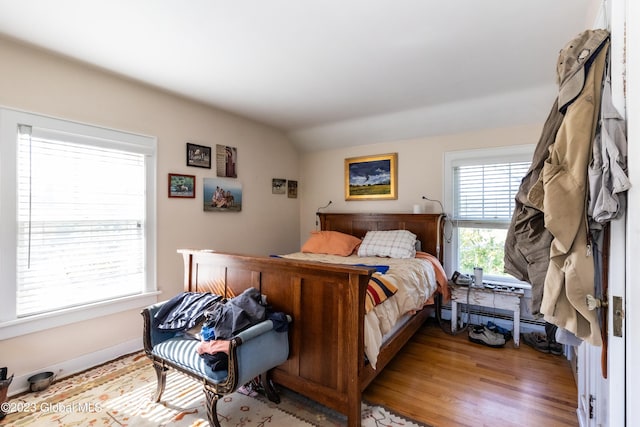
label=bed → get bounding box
[177,212,446,427]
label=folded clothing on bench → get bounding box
[154,292,221,331]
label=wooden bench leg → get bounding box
[204,387,222,427]
[152,363,167,402]
[260,371,280,404]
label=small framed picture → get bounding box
[215,144,238,178]
[186,143,211,169]
[272,178,286,194]
[288,180,298,198]
[168,173,196,198]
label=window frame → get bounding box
[0,107,158,339]
[443,144,535,286]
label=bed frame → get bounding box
[178,212,444,427]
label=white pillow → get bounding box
[357,230,417,259]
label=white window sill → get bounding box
[482,279,532,290]
[0,292,160,340]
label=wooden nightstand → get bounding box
[449,282,525,347]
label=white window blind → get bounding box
[16,125,147,316]
[453,162,530,222]
[443,146,534,280]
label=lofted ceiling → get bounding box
[0,0,595,151]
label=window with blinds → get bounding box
[16,126,147,316]
[443,146,533,281]
[0,108,157,334]
[453,162,530,222]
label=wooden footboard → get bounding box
[178,249,374,425]
[179,249,434,427]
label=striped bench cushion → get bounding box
[152,337,229,384]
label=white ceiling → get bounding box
[0,0,595,151]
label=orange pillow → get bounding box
[301,231,361,256]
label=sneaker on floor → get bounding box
[522,332,550,353]
[486,321,513,342]
[548,341,564,356]
[468,325,505,348]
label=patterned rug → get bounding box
[1,352,427,426]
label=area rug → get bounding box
[1,352,427,427]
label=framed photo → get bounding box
[272,178,286,194]
[168,173,196,198]
[215,144,237,177]
[186,143,211,168]
[203,177,242,211]
[345,153,397,200]
[288,180,298,198]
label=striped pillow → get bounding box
[365,273,398,313]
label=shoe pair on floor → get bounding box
[486,321,512,342]
[522,332,563,355]
[468,324,506,348]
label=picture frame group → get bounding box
[272,178,298,198]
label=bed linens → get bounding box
[280,251,438,368]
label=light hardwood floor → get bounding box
[363,318,578,427]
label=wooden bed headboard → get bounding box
[318,212,445,262]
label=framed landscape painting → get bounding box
[345,153,397,200]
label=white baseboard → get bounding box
[439,307,545,335]
[8,338,143,396]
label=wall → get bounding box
[298,123,543,249]
[0,36,300,385]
